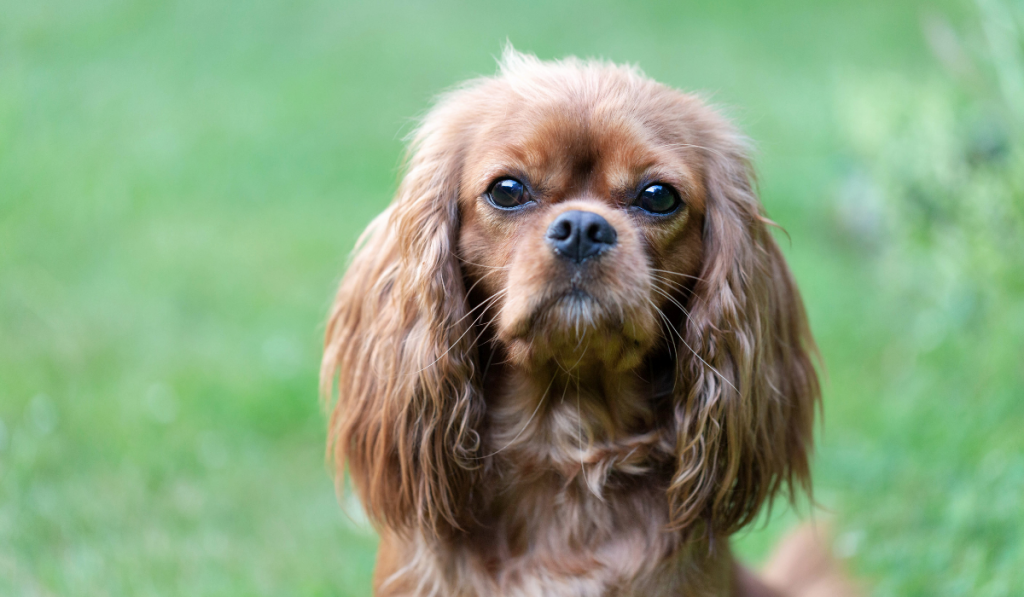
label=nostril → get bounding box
[580,212,618,250]
[549,219,574,242]
[585,220,617,246]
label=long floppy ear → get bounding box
[667,121,820,537]
[320,108,481,539]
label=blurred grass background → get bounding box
[1,0,1022,595]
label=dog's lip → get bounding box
[535,286,596,313]
[508,285,608,338]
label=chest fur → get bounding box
[375,378,732,596]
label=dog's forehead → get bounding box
[464,88,699,203]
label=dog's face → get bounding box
[457,88,708,371]
[323,52,819,539]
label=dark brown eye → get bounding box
[635,184,681,214]
[487,178,531,209]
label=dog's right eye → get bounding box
[487,178,531,209]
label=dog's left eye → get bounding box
[487,178,531,209]
[634,184,681,214]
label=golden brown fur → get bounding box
[322,49,829,596]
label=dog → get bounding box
[322,48,845,596]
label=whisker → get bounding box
[415,288,508,373]
[480,330,498,380]
[458,267,506,311]
[478,296,512,338]
[650,268,705,283]
[570,337,590,371]
[648,299,680,363]
[446,270,505,329]
[373,266,503,377]
[455,255,511,271]
[649,274,695,295]
[645,295,738,394]
[650,285,693,317]
[648,273,708,311]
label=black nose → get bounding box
[546,210,618,263]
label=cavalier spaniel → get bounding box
[322,49,840,597]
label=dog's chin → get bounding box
[497,287,655,373]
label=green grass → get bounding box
[1,0,1021,595]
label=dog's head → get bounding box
[323,50,819,540]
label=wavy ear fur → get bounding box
[668,120,820,536]
[321,107,481,539]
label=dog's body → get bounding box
[372,375,738,596]
[323,50,835,596]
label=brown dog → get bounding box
[322,49,844,596]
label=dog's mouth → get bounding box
[495,281,655,371]
[536,287,602,328]
[506,283,631,340]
